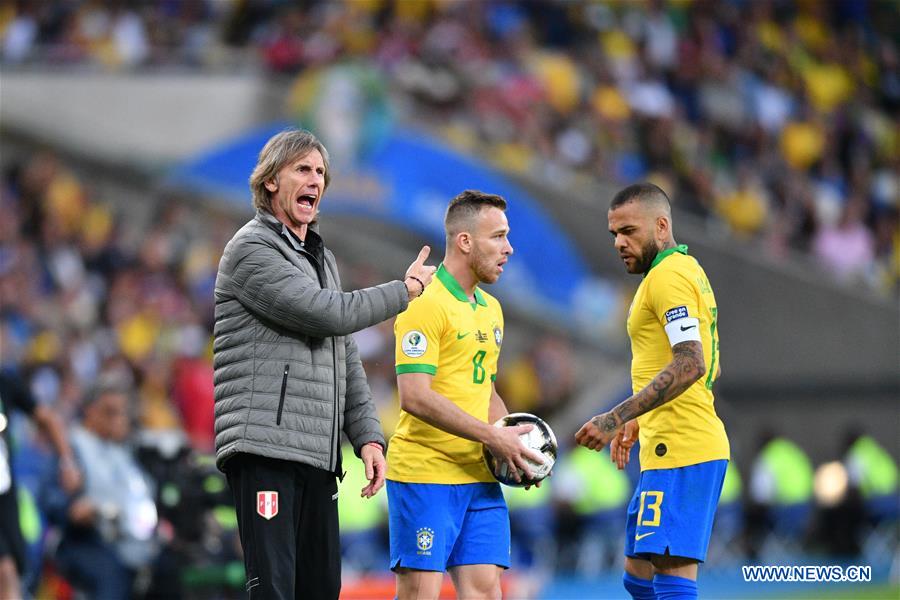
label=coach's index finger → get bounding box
[413,245,431,266]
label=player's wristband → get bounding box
[405,276,425,297]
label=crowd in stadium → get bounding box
[2,0,897,294]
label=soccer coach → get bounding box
[213,128,435,599]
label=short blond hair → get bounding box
[249,129,331,211]
[444,190,507,243]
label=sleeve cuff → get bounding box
[396,364,437,375]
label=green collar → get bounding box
[647,244,688,273]
[436,264,487,308]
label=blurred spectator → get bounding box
[40,380,160,600]
[811,195,876,283]
[171,351,215,453]
[133,429,236,598]
[0,371,81,598]
[745,431,814,560]
[843,429,899,525]
[714,166,770,239]
[552,446,630,575]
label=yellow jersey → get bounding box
[389,264,504,484]
[627,245,730,471]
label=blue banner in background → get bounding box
[168,122,594,313]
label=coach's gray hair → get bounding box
[249,129,331,212]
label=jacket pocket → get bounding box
[277,364,289,425]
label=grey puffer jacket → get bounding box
[213,210,408,473]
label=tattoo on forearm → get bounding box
[592,413,619,434]
[610,341,705,424]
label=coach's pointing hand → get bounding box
[404,246,437,300]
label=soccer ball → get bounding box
[483,412,557,487]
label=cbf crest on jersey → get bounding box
[416,527,434,555]
[257,491,278,520]
[401,330,427,357]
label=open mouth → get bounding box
[296,193,317,209]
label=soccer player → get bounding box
[576,183,729,600]
[388,190,545,600]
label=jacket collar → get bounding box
[256,209,324,260]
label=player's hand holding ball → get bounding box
[483,413,557,488]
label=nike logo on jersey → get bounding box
[680,324,696,331]
[456,332,470,339]
[635,531,656,541]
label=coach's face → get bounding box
[471,206,513,284]
[266,149,326,239]
[608,201,660,275]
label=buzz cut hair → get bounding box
[610,182,671,214]
[444,190,507,240]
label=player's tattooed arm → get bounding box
[594,341,706,435]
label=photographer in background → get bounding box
[40,380,159,600]
[0,372,81,599]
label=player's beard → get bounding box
[472,243,500,284]
[634,238,660,274]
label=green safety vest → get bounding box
[718,460,743,505]
[503,475,551,510]
[337,443,385,533]
[759,438,813,505]
[847,436,898,498]
[18,486,41,544]
[561,446,631,514]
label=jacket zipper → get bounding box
[303,246,341,477]
[276,364,289,425]
[330,336,342,480]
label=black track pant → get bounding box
[226,453,340,600]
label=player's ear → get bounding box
[456,231,472,254]
[656,215,670,239]
[264,176,278,193]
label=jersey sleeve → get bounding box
[646,268,703,347]
[394,294,446,376]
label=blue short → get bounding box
[624,459,727,562]
[387,480,510,572]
